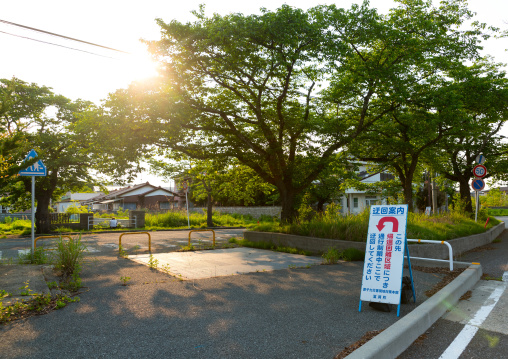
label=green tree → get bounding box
[150,157,275,226]
[483,188,508,208]
[103,1,495,221]
[1,79,142,233]
[65,202,90,214]
[427,60,508,212]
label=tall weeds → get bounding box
[145,210,257,229]
[250,209,500,242]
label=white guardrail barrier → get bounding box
[87,217,136,230]
[405,239,454,271]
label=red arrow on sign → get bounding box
[376,217,399,232]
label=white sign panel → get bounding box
[360,205,408,305]
[475,154,486,165]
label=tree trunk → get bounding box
[458,177,474,213]
[206,192,213,227]
[279,187,297,224]
[402,183,414,212]
[35,194,51,234]
[316,200,325,213]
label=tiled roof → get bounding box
[84,182,157,202]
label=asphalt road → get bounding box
[0,229,447,359]
[399,225,508,359]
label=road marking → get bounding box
[439,283,507,359]
[18,249,31,256]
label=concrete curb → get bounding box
[345,263,483,359]
[245,222,505,257]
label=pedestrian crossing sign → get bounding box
[18,149,47,176]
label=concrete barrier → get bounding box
[243,231,365,255]
[244,222,505,257]
[345,264,483,359]
[406,222,505,260]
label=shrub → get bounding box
[340,248,365,261]
[322,248,340,264]
[54,235,86,288]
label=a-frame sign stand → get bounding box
[358,205,416,317]
[398,240,416,316]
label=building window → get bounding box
[123,203,137,210]
[353,198,359,208]
[365,196,378,207]
[160,202,171,209]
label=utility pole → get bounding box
[432,173,438,214]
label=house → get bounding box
[338,163,394,214]
[81,182,181,211]
[54,192,101,213]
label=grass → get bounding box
[249,210,501,243]
[0,218,31,236]
[322,247,365,264]
[0,293,79,324]
[228,237,312,256]
[144,210,262,230]
[487,208,508,216]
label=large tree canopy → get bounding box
[0,78,143,233]
[427,60,508,212]
[101,0,500,221]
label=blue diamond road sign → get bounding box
[18,149,47,176]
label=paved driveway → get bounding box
[0,230,447,358]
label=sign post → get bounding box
[18,149,47,256]
[359,204,414,316]
[182,181,190,229]
[472,156,487,222]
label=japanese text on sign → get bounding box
[360,205,408,305]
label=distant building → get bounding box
[339,163,394,214]
[81,182,182,211]
[54,192,100,213]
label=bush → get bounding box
[322,248,340,264]
[250,208,498,243]
[340,248,365,261]
[54,235,86,290]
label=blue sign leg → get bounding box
[359,300,362,312]
[405,240,416,303]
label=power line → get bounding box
[0,30,116,59]
[0,19,129,54]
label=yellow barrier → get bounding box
[34,235,72,249]
[188,229,215,246]
[119,232,151,253]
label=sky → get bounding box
[1,0,507,187]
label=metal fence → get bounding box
[0,213,32,222]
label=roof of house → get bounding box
[82,182,179,204]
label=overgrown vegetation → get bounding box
[322,247,365,264]
[228,237,311,256]
[1,235,87,323]
[16,235,87,290]
[249,209,501,243]
[0,292,79,324]
[0,218,31,236]
[487,208,508,216]
[145,210,264,229]
[94,207,130,219]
